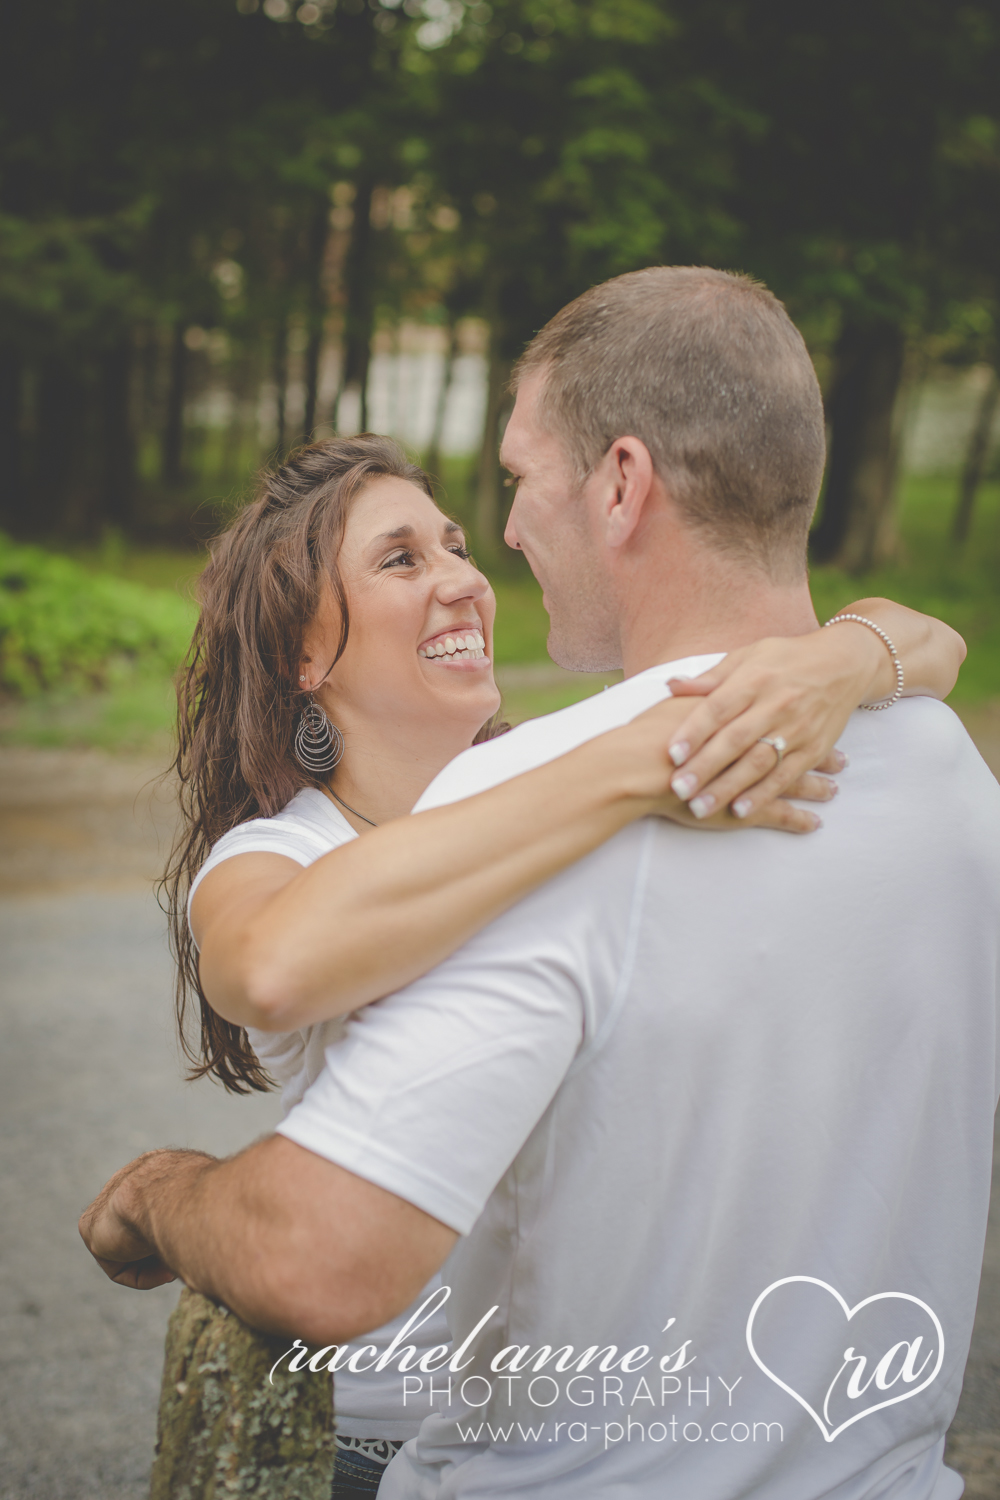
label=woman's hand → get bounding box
[658,633,860,823]
[656,599,965,822]
[652,763,839,835]
[609,692,840,837]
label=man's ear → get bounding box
[600,438,657,549]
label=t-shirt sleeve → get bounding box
[275,856,614,1235]
[187,819,333,932]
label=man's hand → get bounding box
[78,1149,211,1290]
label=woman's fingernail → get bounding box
[690,794,715,819]
[829,780,840,796]
[671,772,697,799]
[732,798,752,819]
[837,750,850,769]
[669,741,690,767]
[810,813,824,830]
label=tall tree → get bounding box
[681,0,1000,570]
[406,0,744,552]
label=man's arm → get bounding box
[82,835,625,1335]
[78,1135,457,1345]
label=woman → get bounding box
[160,435,962,1498]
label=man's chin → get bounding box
[546,630,621,675]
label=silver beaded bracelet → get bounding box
[823,613,905,710]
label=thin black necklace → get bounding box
[326,785,378,828]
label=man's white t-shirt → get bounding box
[278,657,1000,1499]
[189,789,451,1441]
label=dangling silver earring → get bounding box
[294,697,344,773]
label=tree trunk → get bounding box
[100,337,136,531]
[426,318,459,484]
[151,1287,335,1500]
[35,357,86,535]
[272,317,290,458]
[302,200,329,443]
[163,320,187,485]
[222,342,259,482]
[953,366,1000,544]
[138,320,160,436]
[810,320,906,573]
[475,342,512,559]
[0,346,23,533]
[338,178,375,433]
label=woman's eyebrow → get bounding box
[369,521,464,551]
[370,525,416,547]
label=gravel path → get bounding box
[1,704,998,1499]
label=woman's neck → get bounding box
[324,719,479,828]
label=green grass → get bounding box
[68,533,206,597]
[1,471,996,752]
[0,673,179,754]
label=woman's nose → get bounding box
[437,553,489,603]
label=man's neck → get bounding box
[618,556,820,678]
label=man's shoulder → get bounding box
[414,653,723,812]
[864,695,991,776]
[844,696,1000,846]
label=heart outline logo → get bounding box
[745,1276,944,1442]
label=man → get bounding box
[82,268,1000,1497]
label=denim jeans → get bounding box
[331,1443,400,1498]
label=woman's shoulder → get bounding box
[191,788,355,897]
[240,787,355,849]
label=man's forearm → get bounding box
[82,1135,457,1344]
[111,1144,315,1335]
[118,1149,231,1295]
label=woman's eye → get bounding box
[381,550,415,569]
[449,544,471,560]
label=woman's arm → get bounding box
[195,691,838,1034]
[194,600,964,1034]
[193,697,763,1032]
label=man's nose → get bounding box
[504,510,522,551]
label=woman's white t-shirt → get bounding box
[188,787,451,1439]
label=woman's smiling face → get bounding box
[303,476,501,752]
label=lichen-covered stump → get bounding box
[150,1287,335,1500]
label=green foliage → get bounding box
[2,0,998,554]
[0,533,196,696]
[490,577,552,663]
[0,211,147,353]
[0,471,996,752]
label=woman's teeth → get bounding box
[418,631,487,661]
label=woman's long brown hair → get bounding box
[161,435,467,1093]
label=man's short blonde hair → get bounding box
[512,266,826,582]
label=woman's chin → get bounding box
[426,671,502,726]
